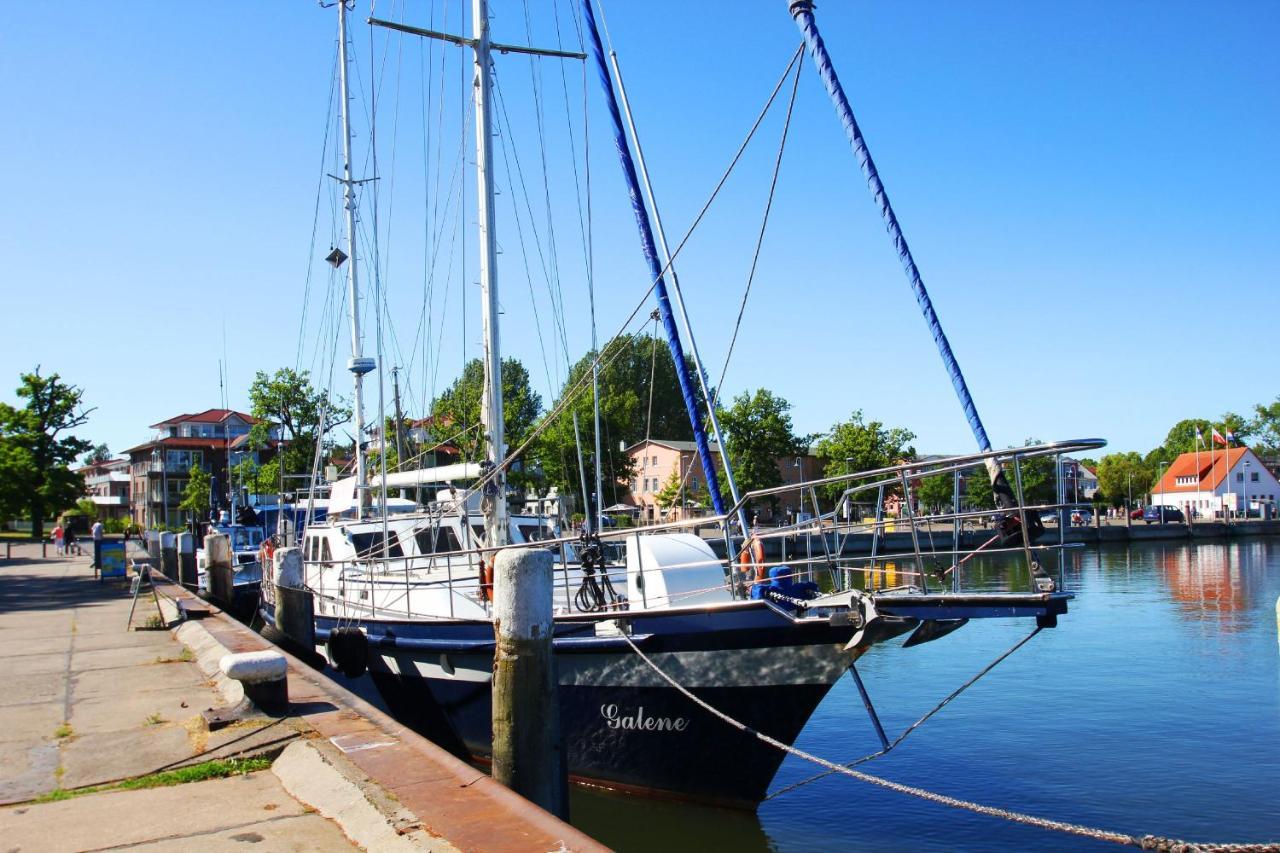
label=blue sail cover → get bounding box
[581,0,727,515]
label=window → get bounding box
[1236,473,1244,483]
[518,523,554,542]
[1251,472,1259,482]
[416,526,462,554]
[350,531,403,559]
[321,538,331,562]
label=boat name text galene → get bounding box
[600,704,689,732]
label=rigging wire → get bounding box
[712,51,804,409]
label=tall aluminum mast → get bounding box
[337,0,375,518]
[471,0,508,547]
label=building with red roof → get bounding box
[1150,446,1280,520]
[124,409,279,528]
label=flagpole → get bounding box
[1194,430,1200,525]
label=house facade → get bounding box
[77,458,132,522]
[623,439,821,524]
[1149,446,1280,519]
[124,409,276,528]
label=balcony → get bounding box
[90,495,127,506]
[85,472,131,486]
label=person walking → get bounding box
[64,527,77,557]
[52,523,65,556]
[91,519,105,573]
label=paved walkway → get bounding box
[0,544,357,851]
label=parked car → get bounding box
[1144,505,1184,524]
[1129,508,1144,520]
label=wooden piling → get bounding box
[491,547,565,818]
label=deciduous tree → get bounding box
[247,368,349,492]
[715,389,805,513]
[813,410,916,502]
[179,465,212,519]
[532,334,696,498]
[0,368,93,539]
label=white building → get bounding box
[1150,446,1280,519]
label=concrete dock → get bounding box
[0,542,606,852]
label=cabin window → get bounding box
[321,538,331,562]
[350,531,403,559]
[518,523,553,542]
[417,527,461,554]
[470,524,486,543]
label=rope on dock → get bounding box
[619,633,1280,851]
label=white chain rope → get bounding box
[617,632,1279,852]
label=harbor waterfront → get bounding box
[568,540,1280,851]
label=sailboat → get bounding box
[261,0,1098,808]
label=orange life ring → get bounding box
[480,559,494,602]
[738,536,766,585]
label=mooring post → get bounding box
[491,547,565,818]
[160,531,177,579]
[204,532,232,607]
[274,547,315,652]
[176,532,197,589]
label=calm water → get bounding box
[571,540,1280,850]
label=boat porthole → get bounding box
[440,654,455,677]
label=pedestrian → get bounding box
[64,527,77,557]
[52,523,65,556]
[123,524,132,545]
[91,519,104,572]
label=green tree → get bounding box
[917,473,956,513]
[84,443,112,465]
[247,368,348,491]
[0,368,92,539]
[1097,451,1155,508]
[179,465,212,519]
[654,469,682,512]
[1158,415,1250,460]
[715,389,804,512]
[430,358,542,469]
[532,334,697,496]
[813,410,916,502]
[1248,397,1280,454]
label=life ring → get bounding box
[738,536,766,585]
[479,559,494,602]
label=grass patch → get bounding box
[153,647,194,665]
[144,713,166,727]
[53,723,73,739]
[140,615,167,630]
[32,757,272,804]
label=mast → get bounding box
[471,0,508,546]
[338,0,375,518]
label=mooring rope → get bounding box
[618,632,1279,851]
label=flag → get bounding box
[1194,427,1204,448]
[1226,430,1236,445]
[1212,428,1227,447]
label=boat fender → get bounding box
[327,626,368,678]
[738,536,766,586]
[479,559,494,602]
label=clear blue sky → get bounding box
[2,1,1276,462]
